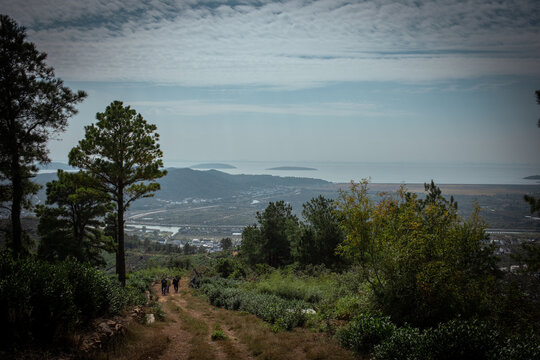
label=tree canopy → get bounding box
[336,180,499,326]
[241,201,299,267]
[0,15,86,256]
[36,170,113,266]
[293,195,344,268]
[69,101,166,285]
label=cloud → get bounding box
[3,0,539,88]
[127,99,388,117]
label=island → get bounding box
[524,175,540,180]
[266,166,317,171]
[190,163,237,169]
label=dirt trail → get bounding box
[146,277,355,360]
[153,278,254,360]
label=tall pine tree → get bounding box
[69,101,166,285]
[0,15,86,256]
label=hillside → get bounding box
[34,167,330,204]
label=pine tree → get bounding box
[0,15,86,256]
[69,101,166,285]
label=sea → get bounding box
[165,160,540,185]
[41,160,540,185]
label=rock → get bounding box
[146,313,155,324]
[131,305,146,322]
[98,322,114,337]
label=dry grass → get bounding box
[185,289,357,360]
[167,302,219,360]
[92,321,169,360]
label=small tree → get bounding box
[69,101,166,285]
[337,180,499,326]
[0,15,86,256]
[293,195,344,268]
[36,170,113,266]
[220,237,233,251]
[240,201,299,267]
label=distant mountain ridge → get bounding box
[33,167,330,203]
[189,163,236,169]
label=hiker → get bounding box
[173,276,179,293]
[166,277,171,293]
[161,278,167,295]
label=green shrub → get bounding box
[211,329,227,340]
[0,254,126,348]
[252,269,332,304]
[336,313,396,354]
[372,320,538,360]
[492,332,540,360]
[372,326,423,360]
[333,294,371,320]
[420,319,500,360]
[215,258,246,279]
[211,324,228,340]
[199,277,308,330]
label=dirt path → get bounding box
[153,278,254,360]
[149,278,356,360]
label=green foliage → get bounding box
[36,170,113,266]
[0,253,124,348]
[336,313,396,354]
[167,255,192,270]
[220,237,233,251]
[336,180,499,326]
[69,100,167,285]
[251,268,331,303]
[240,201,299,267]
[211,324,228,340]
[293,195,344,268]
[419,319,500,360]
[333,293,373,320]
[492,332,540,360]
[215,258,246,279]
[199,277,308,331]
[372,319,540,360]
[372,319,539,360]
[372,325,423,360]
[0,15,86,257]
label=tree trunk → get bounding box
[10,153,23,258]
[117,189,126,287]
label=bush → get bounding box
[211,324,227,340]
[493,332,540,360]
[420,319,500,360]
[215,258,246,279]
[211,329,227,340]
[372,319,539,360]
[0,254,126,349]
[372,326,423,360]
[199,277,308,330]
[333,294,372,320]
[336,313,396,353]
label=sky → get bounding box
[2,0,540,167]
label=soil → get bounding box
[153,278,254,360]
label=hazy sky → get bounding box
[3,0,540,165]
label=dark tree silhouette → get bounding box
[0,15,86,256]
